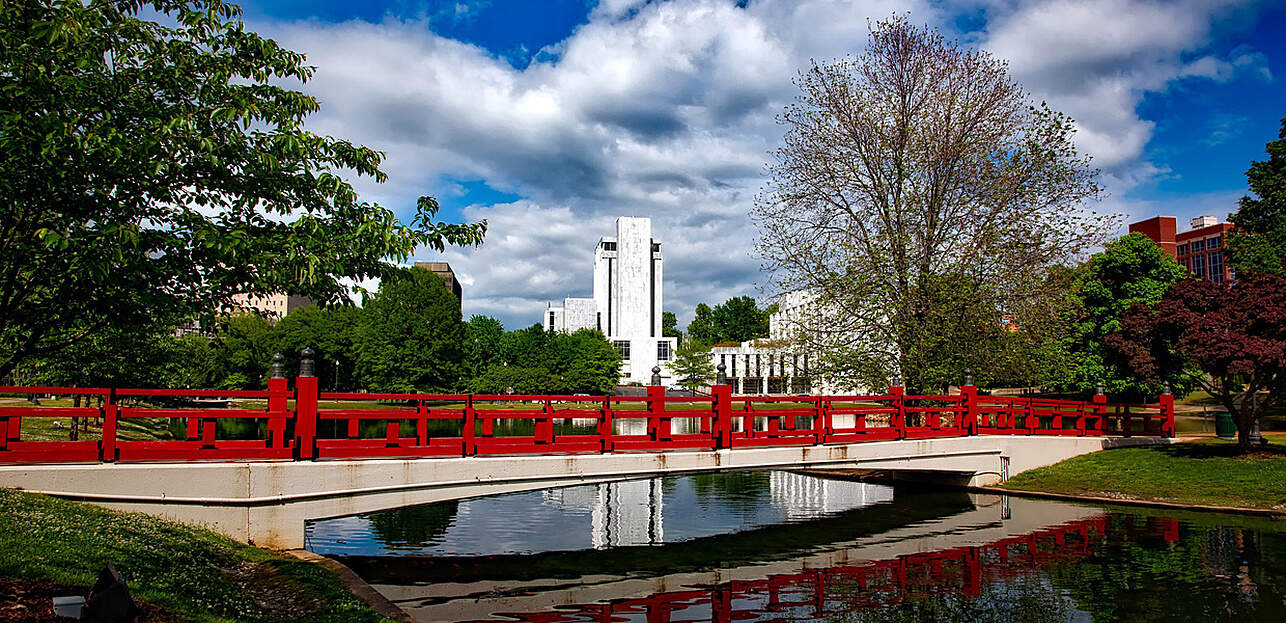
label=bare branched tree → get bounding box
[754,16,1115,392]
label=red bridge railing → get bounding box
[0,375,1175,464]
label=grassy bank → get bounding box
[0,489,394,623]
[998,434,1286,511]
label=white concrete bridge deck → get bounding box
[0,435,1169,548]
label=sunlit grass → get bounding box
[999,434,1286,511]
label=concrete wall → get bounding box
[0,436,1169,549]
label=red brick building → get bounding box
[1128,216,1235,282]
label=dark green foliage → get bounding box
[1228,116,1286,275]
[0,0,485,379]
[270,306,361,390]
[462,315,506,380]
[355,268,464,392]
[687,303,719,344]
[662,311,682,340]
[685,298,771,345]
[1066,233,1191,398]
[469,365,561,394]
[472,327,622,394]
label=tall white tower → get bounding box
[546,217,676,385]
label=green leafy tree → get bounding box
[354,268,464,392]
[462,315,506,382]
[206,314,276,390]
[469,365,560,395]
[549,329,623,394]
[687,304,719,344]
[1227,116,1286,276]
[271,306,361,389]
[0,0,486,379]
[662,311,683,340]
[711,296,771,344]
[500,324,552,368]
[670,340,715,394]
[1067,233,1190,398]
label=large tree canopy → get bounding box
[753,16,1108,392]
[0,0,485,378]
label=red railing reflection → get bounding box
[478,515,1181,623]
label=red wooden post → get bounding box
[201,420,217,448]
[1159,384,1175,438]
[462,395,477,456]
[294,349,319,459]
[100,389,117,462]
[6,407,19,442]
[712,384,732,449]
[267,373,288,449]
[961,383,977,435]
[536,399,554,444]
[812,396,824,444]
[1024,398,1036,434]
[647,385,670,442]
[890,384,906,439]
[600,395,614,453]
[385,422,399,447]
[1092,388,1107,436]
[417,401,429,447]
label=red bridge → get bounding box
[0,365,1176,548]
[1,374,1173,465]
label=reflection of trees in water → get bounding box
[1045,515,1286,622]
[688,472,771,509]
[368,501,459,546]
[834,576,1074,623]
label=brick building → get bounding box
[1128,215,1235,283]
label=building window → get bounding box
[614,340,631,361]
[657,341,671,361]
[1208,236,1221,249]
[1209,252,1223,282]
[1192,254,1206,280]
[602,241,617,251]
[596,312,602,332]
[651,242,660,252]
[1190,239,1206,253]
[549,311,556,331]
[1177,243,1189,256]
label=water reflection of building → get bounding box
[769,472,894,520]
[542,479,664,549]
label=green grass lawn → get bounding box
[0,489,393,623]
[998,433,1286,511]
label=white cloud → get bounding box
[252,0,1268,328]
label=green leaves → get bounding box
[0,0,484,376]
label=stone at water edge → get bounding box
[86,562,136,623]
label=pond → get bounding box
[306,472,1286,622]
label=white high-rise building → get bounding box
[545,217,677,385]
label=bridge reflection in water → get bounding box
[324,472,1204,623]
[539,472,894,549]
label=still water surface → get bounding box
[307,472,1285,622]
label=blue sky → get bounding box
[236,0,1286,329]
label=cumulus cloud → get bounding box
[251,0,1269,328]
